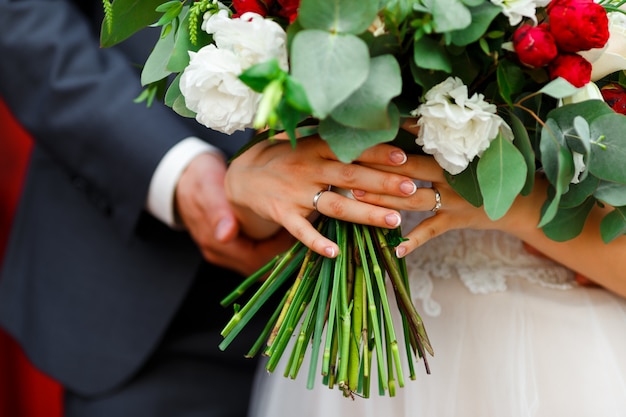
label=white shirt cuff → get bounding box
[146,137,223,228]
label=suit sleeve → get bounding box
[0,0,219,237]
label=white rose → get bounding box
[203,11,289,70]
[411,77,512,175]
[490,0,548,26]
[180,45,260,134]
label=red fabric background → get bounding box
[0,99,63,417]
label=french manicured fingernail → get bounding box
[352,189,366,197]
[215,217,234,241]
[396,246,407,258]
[324,246,337,258]
[385,213,401,227]
[400,181,417,195]
[390,150,407,165]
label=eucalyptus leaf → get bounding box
[600,206,626,243]
[588,113,626,183]
[298,0,379,34]
[539,77,582,99]
[477,133,527,220]
[450,2,501,46]
[560,175,599,208]
[446,160,482,207]
[331,55,402,130]
[172,94,196,118]
[497,60,525,107]
[291,30,369,118]
[538,146,574,227]
[541,197,596,242]
[100,0,163,47]
[141,26,175,86]
[167,10,213,72]
[320,105,401,163]
[413,36,452,73]
[164,72,183,108]
[507,111,535,195]
[423,0,471,33]
[540,118,572,188]
[595,180,626,206]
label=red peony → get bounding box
[277,0,300,23]
[601,84,626,115]
[548,53,592,88]
[513,24,558,68]
[548,0,609,52]
[232,0,272,17]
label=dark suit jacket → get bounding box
[0,0,250,395]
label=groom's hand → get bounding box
[175,152,293,276]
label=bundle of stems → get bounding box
[219,216,433,398]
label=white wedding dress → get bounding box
[249,210,626,417]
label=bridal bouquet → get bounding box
[101,0,626,398]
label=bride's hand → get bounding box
[225,134,419,258]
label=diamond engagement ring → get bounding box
[431,187,442,213]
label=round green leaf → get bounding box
[542,198,596,242]
[320,105,401,163]
[600,206,626,243]
[291,30,369,119]
[330,55,402,130]
[589,113,626,184]
[594,180,626,206]
[298,0,379,34]
[446,160,482,207]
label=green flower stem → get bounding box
[307,219,336,389]
[363,227,404,390]
[374,228,433,365]
[348,263,364,393]
[354,224,388,391]
[219,254,280,307]
[268,248,315,346]
[245,290,289,358]
[219,243,307,351]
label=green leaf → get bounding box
[413,36,452,73]
[100,0,163,47]
[320,105,401,163]
[284,77,312,114]
[291,30,369,118]
[595,180,626,206]
[164,72,183,107]
[423,0,471,33]
[172,94,196,118]
[239,60,285,93]
[560,175,599,208]
[477,133,528,220]
[541,197,596,241]
[141,26,176,86]
[446,160,482,207]
[506,111,535,195]
[539,77,582,99]
[298,0,379,34]
[450,2,501,46]
[167,9,213,72]
[538,145,574,227]
[330,55,402,130]
[600,206,626,243]
[588,113,626,184]
[497,60,525,106]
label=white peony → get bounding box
[179,45,260,134]
[203,11,289,70]
[490,0,549,26]
[411,77,512,175]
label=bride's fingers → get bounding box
[312,189,402,230]
[352,186,442,212]
[394,215,453,257]
[281,213,340,258]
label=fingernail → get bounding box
[385,213,401,227]
[215,217,234,241]
[390,150,407,165]
[352,189,366,197]
[395,246,407,258]
[400,181,417,195]
[324,246,337,258]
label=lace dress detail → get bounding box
[403,210,575,317]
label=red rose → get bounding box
[277,0,299,22]
[548,0,609,52]
[513,24,558,68]
[601,83,626,115]
[548,53,592,87]
[232,0,273,17]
